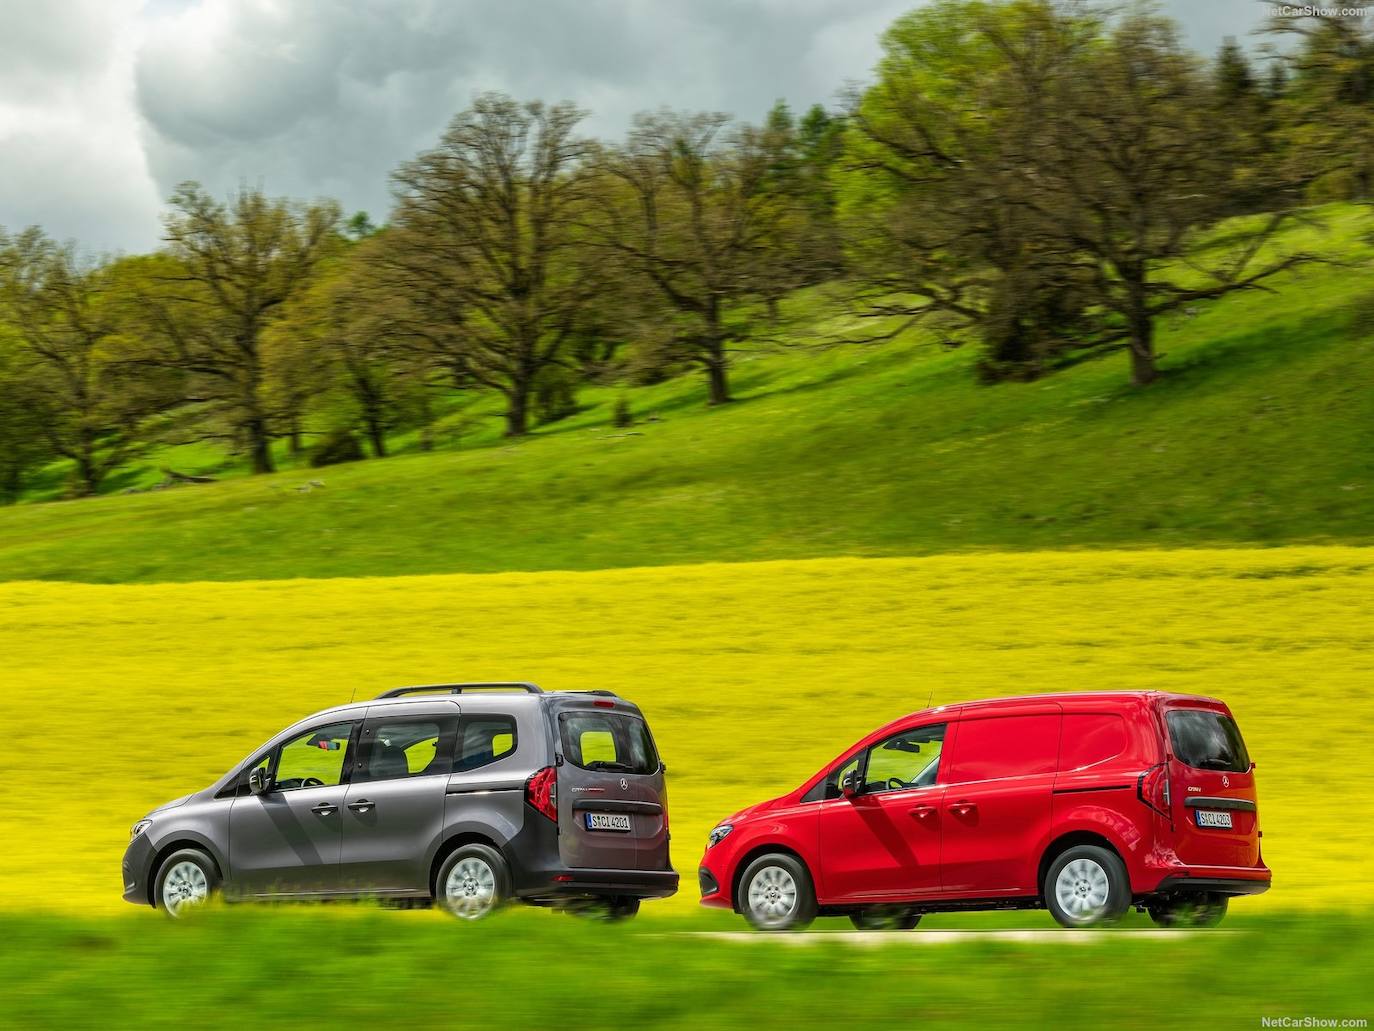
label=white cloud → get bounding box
[0,0,161,252]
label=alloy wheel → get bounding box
[444,856,498,919]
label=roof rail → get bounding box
[376,681,544,699]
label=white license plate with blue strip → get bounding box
[585,812,632,832]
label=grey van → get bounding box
[121,683,678,918]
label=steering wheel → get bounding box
[887,777,908,791]
[301,776,325,788]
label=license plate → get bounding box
[1196,810,1232,829]
[585,812,632,832]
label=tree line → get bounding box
[0,1,1366,500]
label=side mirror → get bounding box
[840,769,861,799]
[249,766,273,796]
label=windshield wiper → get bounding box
[586,760,634,772]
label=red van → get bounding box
[698,692,1269,930]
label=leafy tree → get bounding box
[384,94,598,437]
[0,328,51,502]
[589,110,806,404]
[133,184,340,474]
[0,228,154,495]
[840,0,1096,379]
[1265,10,1374,199]
[843,0,1324,386]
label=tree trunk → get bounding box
[74,456,99,497]
[287,417,303,456]
[504,383,530,437]
[74,429,99,496]
[247,414,275,474]
[702,311,733,405]
[1127,300,1157,387]
[365,410,387,458]
[766,295,780,322]
[705,358,732,405]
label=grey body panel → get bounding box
[229,785,345,896]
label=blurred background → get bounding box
[0,1,1371,1027]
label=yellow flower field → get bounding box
[2,546,1370,914]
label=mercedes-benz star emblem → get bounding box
[619,777,629,790]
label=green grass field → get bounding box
[0,207,1369,583]
[1,909,1369,1029]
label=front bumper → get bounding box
[121,833,155,906]
[516,867,679,901]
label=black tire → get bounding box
[1147,892,1229,928]
[1043,844,1131,929]
[436,843,510,920]
[849,906,922,931]
[153,848,219,918]
[738,853,817,932]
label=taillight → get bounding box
[525,766,558,822]
[1138,762,1172,821]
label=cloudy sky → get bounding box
[0,0,1268,254]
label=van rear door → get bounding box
[555,706,669,873]
[1163,705,1260,868]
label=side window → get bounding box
[862,724,946,794]
[356,716,457,783]
[453,716,518,772]
[1059,713,1128,771]
[945,713,1061,784]
[272,722,356,791]
[804,724,946,801]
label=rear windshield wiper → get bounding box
[1196,758,1237,771]
[585,760,634,772]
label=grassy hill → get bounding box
[0,206,1370,584]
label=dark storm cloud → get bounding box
[132,0,917,229]
[1,0,1271,253]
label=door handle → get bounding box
[347,799,375,813]
[908,805,937,821]
[948,801,978,817]
[311,803,337,816]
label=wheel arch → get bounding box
[1036,830,1127,900]
[428,830,509,896]
[729,843,814,914]
[146,838,225,907]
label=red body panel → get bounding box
[698,691,1270,913]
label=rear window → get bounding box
[559,712,659,775]
[1167,709,1250,773]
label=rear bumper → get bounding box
[516,867,679,901]
[1152,875,1271,897]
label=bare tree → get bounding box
[589,111,804,405]
[384,94,597,437]
[1037,11,1321,385]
